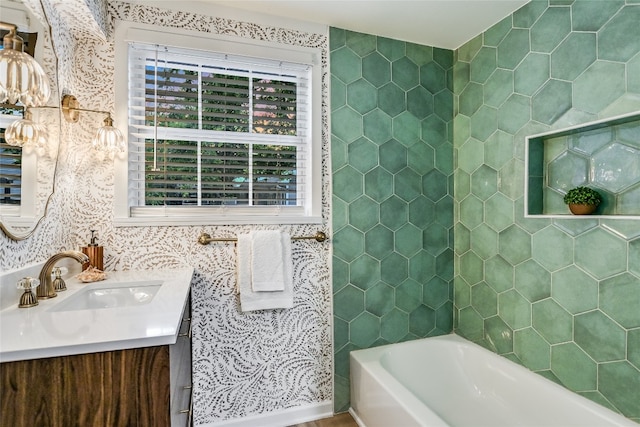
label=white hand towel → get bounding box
[237,233,293,312]
[251,230,286,292]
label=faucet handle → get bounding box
[52,267,67,292]
[17,277,40,308]
[17,277,40,290]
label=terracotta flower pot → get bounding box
[568,203,597,215]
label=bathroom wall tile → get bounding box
[470,47,497,83]
[497,94,531,135]
[497,28,530,69]
[393,112,422,145]
[350,312,381,347]
[409,304,437,335]
[573,61,626,114]
[484,69,513,108]
[574,228,627,279]
[531,226,573,271]
[348,138,378,174]
[485,193,514,232]
[484,315,514,354]
[392,57,419,90]
[574,310,626,362]
[406,43,433,66]
[380,196,408,230]
[396,279,422,312]
[420,62,446,94]
[513,0,548,28]
[396,224,423,257]
[362,52,391,88]
[364,167,393,202]
[532,79,572,125]
[377,37,406,62]
[409,196,436,228]
[498,225,532,264]
[334,285,365,321]
[345,30,376,56]
[599,273,640,328]
[347,79,378,114]
[551,266,598,314]
[550,33,596,81]
[395,168,422,201]
[381,253,409,284]
[484,16,512,47]
[531,7,571,53]
[333,165,363,203]
[485,255,514,292]
[363,110,392,143]
[407,87,434,119]
[333,226,365,263]
[364,224,394,260]
[366,282,395,317]
[459,82,484,116]
[597,5,640,62]
[350,254,380,290]
[532,298,573,343]
[408,142,435,174]
[498,289,532,329]
[628,53,640,94]
[332,47,362,84]
[515,259,551,302]
[599,362,640,419]
[378,83,406,117]
[514,327,551,371]
[629,329,640,370]
[470,224,498,260]
[380,309,409,342]
[571,0,623,31]
[470,165,498,200]
[514,53,549,96]
[332,106,363,142]
[470,106,498,141]
[551,343,597,391]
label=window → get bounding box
[0,111,23,211]
[115,26,322,225]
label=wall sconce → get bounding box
[4,94,125,154]
[0,21,50,107]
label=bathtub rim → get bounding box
[350,333,637,427]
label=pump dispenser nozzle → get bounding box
[81,229,104,271]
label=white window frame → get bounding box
[0,113,38,226]
[113,22,323,226]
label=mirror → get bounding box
[0,0,60,240]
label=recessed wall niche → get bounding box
[526,111,640,218]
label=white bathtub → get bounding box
[350,334,636,427]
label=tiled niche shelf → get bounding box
[526,111,640,219]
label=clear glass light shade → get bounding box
[92,117,126,154]
[4,117,40,147]
[0,48,51,107]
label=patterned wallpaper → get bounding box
[10,1,333,424]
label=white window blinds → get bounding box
[127,42,312,213]
[0,127,21,206]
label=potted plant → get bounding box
[563,186,602,215]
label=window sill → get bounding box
[113,215,323,227]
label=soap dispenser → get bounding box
[81,229,104,271]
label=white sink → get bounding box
[50,280,163,312]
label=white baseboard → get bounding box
[349,408,366,427]
[196,401,333,427]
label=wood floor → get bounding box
[291,412,359,427]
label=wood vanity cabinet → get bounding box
[0,299,192,427]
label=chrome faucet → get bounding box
[37,251,90,299]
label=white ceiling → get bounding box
[123,0,530,50]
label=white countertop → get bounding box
[0,268,193,363]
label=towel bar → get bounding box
[197,231,328,245]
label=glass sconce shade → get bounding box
[0,28,51,107]
[92,116,125,154]
[4,116,40,147]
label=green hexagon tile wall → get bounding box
[331,0,640,421]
